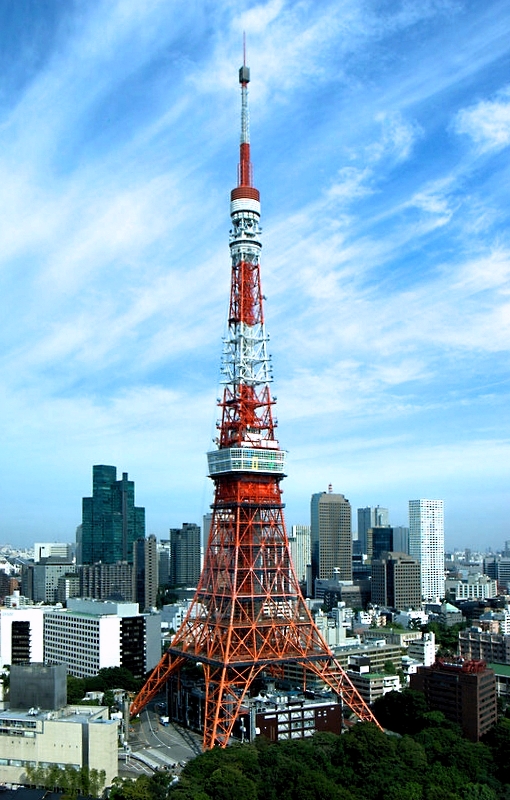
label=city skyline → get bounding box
[1,2,510,549]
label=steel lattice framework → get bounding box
[130,62,381,749]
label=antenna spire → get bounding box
[237,42,253,189]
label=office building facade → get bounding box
[44,598,160,679]
[409,499,445,600]
[371,551,421,610]
[410,660,497,741]
[311,490,352,586]
[81,465,145,565]
[79,561,134,602]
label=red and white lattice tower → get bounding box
[130,61,381,749]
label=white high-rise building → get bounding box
[409,499,445,600]
[288,525,311,584]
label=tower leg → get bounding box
[202,663,265,749]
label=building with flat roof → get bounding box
[0,662,118,787]
[134,534,158,610]
[43,598,160,679]
[459,628,510,664]
[371,551,421,610]
[288,525,311,585]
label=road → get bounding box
[119,702,202,778]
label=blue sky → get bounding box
[1,0,509,551]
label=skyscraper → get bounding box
[288,525,311,584]
[81,465,145,565]
[357,506,389,555]
[311,489,352,587]
[134,534,158,611]
[409,499,445,600]
[169,523,201,587]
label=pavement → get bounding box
[119,703,202,779]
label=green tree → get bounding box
[372,688,428,734]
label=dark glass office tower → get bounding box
[81,465,145,565]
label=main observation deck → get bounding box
[207,445,286,477]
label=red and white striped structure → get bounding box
[130,61,381,749]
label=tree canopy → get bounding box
[109,709,510,800]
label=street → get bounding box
[119,702,202,778]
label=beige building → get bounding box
[0,705,118,787]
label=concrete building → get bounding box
[288,525,311,584]
[0,663,118,787]
[409,499,445,600]
[357,507,389,557]
[346,663,400,705]
[81,465,145,565]
[410,659,497,741]
[459,628,510,664]
[21,559,76,603]
[407,632,437,667]
[445,574,498,602]
[483,557,510,593]
[44,598,161,679]
[33,543,73,562]
[371,551,421,610]
[311,489,352,587]
[170,523,201,587]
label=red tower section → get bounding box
[130,64,381,749]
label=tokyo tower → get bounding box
[130,60,381,749]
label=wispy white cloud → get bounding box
[455,86,510,153]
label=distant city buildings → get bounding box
[371,551,421,610]
[169,523,201,587]
[288,524,311,584]
[409,499,445,600]
[357,506,389,556]
[134,533,158,610]
[311,489,352,588]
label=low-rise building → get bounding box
[459,628,510,664]
[445,574,498,602]
[346,665,400,705]
[0,663,118,788]
[407,632,437,667]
